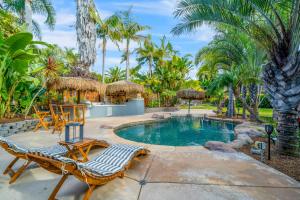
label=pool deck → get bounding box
[0,109,299,200]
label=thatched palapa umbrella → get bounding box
[177,89,205,114]
[106,80,144,101]
[47,77,106,103]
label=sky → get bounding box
[34,0,216,79]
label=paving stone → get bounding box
[139,183,300,200]
[146,151,299,187]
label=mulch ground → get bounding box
[239,137,300,181]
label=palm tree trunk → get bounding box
[25,0,32,32]
[227,83,234,118]
[102,38,107,83]
[76,0,97,68]
[263,58,300,156]
[276,110,299,156]
[126,39,130,80]
[217,98,224,115]
[157,93,160,107]
[241,85,247,119]
[3,80,20,118]
[149,56,153,77]
[249,83,259,121]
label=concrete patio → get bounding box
[0,110,299,200]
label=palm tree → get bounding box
[208,69,239,118]
[173,0,300,155]
[76,0,97,69]
[64,47,79,68]
[155,36,177,67]
[196,27,266,121]
[154,54,193,106]
[97,16,121,83]
[2,0,55,38]
[117,9,149,80]
[105,66,126,83]
[136,35,156,77]
[195,30,244,117]
[90,9,122,83]
[239,49,265,120]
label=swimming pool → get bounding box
[115,116,236,146]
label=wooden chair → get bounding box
[0,137,68,184]
[33,105,52,131]
[49,104,70,134]
[59,105,73,124]
[27,144,149,200]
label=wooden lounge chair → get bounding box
[27,144,149,200]
[49,104,70,134]
[0,136,68,184]
[33,105,52,131]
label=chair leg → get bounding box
[48,174,69,200]
[3,157,19,175]
[83,185,96,200]
[9,160,32,184]
[119,172,125,178]
[34,122,42,132]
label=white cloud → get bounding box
[112,0,178,16]
[41,30,77,48]
[193,24,216,42]
[33,12,75,27]
[98,9,114,19]
[171,24,216,43]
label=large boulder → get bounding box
[234,122,265,138]
[229,134,253,149]
[205,141,237,153]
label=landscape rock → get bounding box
[0,130,9,137]
[237,133,253,144]
[152,114,165,119]
[234,122,265,138]
[205,141,237,153]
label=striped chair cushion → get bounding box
[102,144,143,157]
[0,136,68,157]
[110,144,144,152]
[0,136,29,154]
[29,145,68,157]
[78,161,123,176]
[77,144,146,177]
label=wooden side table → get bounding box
[59,138,109,162]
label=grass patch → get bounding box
[180,104,273,118]
[180,104,217,110]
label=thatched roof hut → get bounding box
[47,77,106,95]
[177,89,205,114]
[177,89,205,100]
[106,80,144,97]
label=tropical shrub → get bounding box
[0,32,47,118]
[0,9,20,37]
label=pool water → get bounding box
[115,117,236,146]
